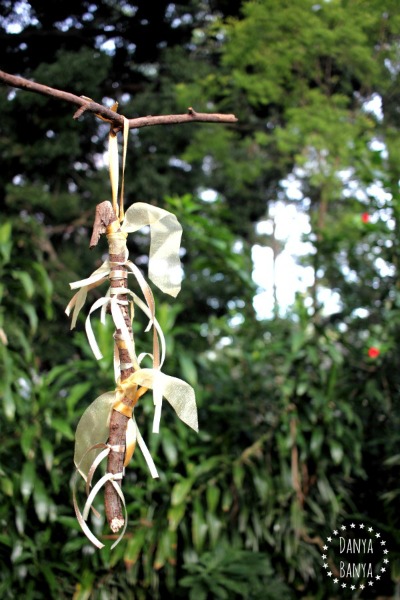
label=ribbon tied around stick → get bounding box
[72,368,197,548]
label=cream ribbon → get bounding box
[125,368,198,434]
[108,112,129,220]
[65,261,111,329]
[72,442,128,550]
[65,204,184,317]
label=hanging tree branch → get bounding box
[0,69,237,130]
[2,67,234,544]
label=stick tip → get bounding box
[110,517,125,533]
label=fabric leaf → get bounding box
[122,202,182,297]
[74,392,116,480]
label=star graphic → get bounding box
[368,527,373,532]
[381,541,386,545]
[351,585,356,590]
[333,529,338,535]
[327,537,332,542]
[381,568,386,573]
[375,533,381,538]
[384,549,389,554]
[384,559,389,564]
[360,584,365,590]
[376,575,381,580]
[328,572,332,577]
[323,563,328,569]
[368,581,374,586]
[359,523,365,529]
[341,583,347,588]
[341,525,346,530]
[333,578,339,584]
[322,554,327,559]
[350,523,356,528]
[323,545,328,550]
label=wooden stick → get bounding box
[0,69,237,130]
[90,201,135,532]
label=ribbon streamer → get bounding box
[72,390,159,548]
[72,362,198,548]
[65,202,184,329]
[107,109,128,220]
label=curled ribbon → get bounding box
[74,390,160,481]
[72,442,128,550]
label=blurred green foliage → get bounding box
[1,0,400,598]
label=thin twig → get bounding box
[0,69,237,130]
[90,201,135,532]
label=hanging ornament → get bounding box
[66,113,198,548]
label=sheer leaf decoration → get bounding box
[121,202,183,298]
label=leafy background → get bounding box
[0,0,400,598]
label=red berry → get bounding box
[368,347,380,359]
[361,213,370,223]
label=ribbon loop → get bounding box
[108,115,129,220]
[72,441,129,550]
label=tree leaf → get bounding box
[33,479,50,522]
[171,478,193,506]
[21,460,36,501]
[40,438,54,472]
[12,270,35,299]
[330,439,344,465]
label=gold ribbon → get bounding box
[113,378,148,467]
[108,114,129,221]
